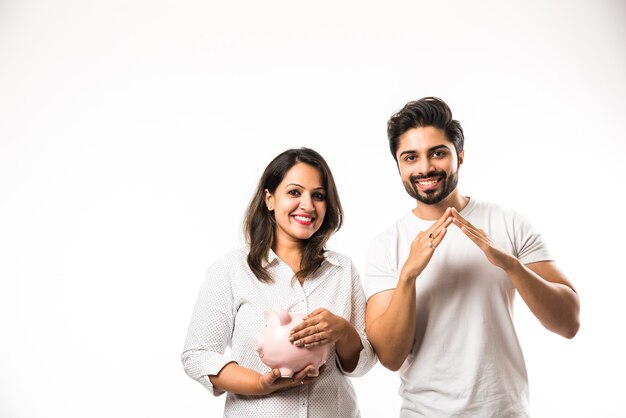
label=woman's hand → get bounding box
[288,308,349,348]
[256,365,324,395]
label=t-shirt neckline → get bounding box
[407,196,476,225]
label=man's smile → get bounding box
[415,177,442,190]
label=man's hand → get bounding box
[450,208,580,338]
[401,207,453,280]
[450,208,517,271]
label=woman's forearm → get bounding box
[208,362,265,395]
[335,320,363,372]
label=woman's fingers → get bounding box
[289,310,332,346]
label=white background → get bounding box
[1,0,625,417]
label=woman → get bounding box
[182,147,376,417]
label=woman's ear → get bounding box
[264,189,274,211]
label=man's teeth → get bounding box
[418,179,439,186]
[294,215,312,222]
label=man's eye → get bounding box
[432,151,446,158]
[405,155,416,161]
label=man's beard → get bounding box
[403,170,459,205]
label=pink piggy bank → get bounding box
[253,309,330,378]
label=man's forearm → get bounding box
[367,274,418,371]
[507,260,580,338]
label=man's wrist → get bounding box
[502,256,522,274]
[399,267,419,284]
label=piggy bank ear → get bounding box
[263,310,273,324]
[276,309,292,325]
[264,309,291,326]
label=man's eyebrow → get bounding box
[428,145,450,153]
[399,145,449,157]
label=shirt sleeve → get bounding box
[181,257,236,396]
[511,210,554,265]
[336,260,378,377]
[363,234,398,300]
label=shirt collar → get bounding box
[260,248,341,268]
[261,249,279,268]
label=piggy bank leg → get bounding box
[306,367,320,377]
[279,367,294,378]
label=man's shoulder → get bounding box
[465,198,518,220]
[371,212,415,242]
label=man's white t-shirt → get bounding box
[364,198,552,418]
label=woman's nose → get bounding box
[299,193,313,210]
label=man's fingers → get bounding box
[432,217,453,239]
[424,208,454,237]
[432,227,448,246]
[451,208,476,230]
[432,207,454,229]
[460,225,488,247]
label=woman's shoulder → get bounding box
[223,247,249,261]
[323,249,354,267]
[207,248,249,270]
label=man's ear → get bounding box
[457,150,465,168]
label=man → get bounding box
[364,97,580,417]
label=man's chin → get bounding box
[416,190,446,205]
[404,183,446,204]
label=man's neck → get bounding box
[412,190,469,221]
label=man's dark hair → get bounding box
[387,97,464,161]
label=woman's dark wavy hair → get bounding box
[243,147,343,283]
[387,96,464,161]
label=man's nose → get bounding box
[415,157,434,176]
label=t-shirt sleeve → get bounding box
[364,234,398,300]
[512,211,554,264]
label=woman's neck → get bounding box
[274,240,303,279]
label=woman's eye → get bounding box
[313,192,326,201]
[288,189,301,196]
